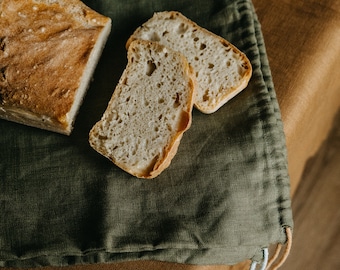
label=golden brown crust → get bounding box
[0,0,110,133]
[144,62,195,179]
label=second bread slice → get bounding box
[127,11,252,114]
[89,40,196,179]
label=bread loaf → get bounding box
[89,40,196,179]
[126,11,252,114]
[0,0,111,135]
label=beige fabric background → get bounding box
[255,0,340,196]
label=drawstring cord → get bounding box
[266,227,292,270]
[250,248,269,270]
[249,227,292,270]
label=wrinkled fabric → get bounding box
[0,0,293,267]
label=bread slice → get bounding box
[126,11,252,114]
[89,40,196,179]
[0,0,111,135]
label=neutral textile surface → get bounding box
[253,0,340,195]
[0,0,293,267]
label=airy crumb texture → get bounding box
[127,11,252,114]
[0,0,111,134]
[89,40,196,179]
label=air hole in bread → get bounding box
[208,63,214,69]
[158,98,165,104]
[203,90,210,102]
[111,110,119,121]
[220,40,231,50]
[162,31,169,36]
[149,32,160,42]
[169,13,176,19]
[193,37,199,42]
[242,63,250,70]
[200,43,206,50]
[173,92,181,108]
[167,123,172,132]
[0,66,7,82]
[0,37,6,51]
[194,56,199,61]
[238,65,245,76]
[146,60,157,76]
[98,134,108,140]
[177,22,188,34]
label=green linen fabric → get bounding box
[0,0,293,267]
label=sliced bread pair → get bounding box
[127,11,252,114]
[89,11,252,178]
[89,40,196,179]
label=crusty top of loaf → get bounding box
[89,40,196,179]
[127,11,252,114]
[0,0,110,128]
